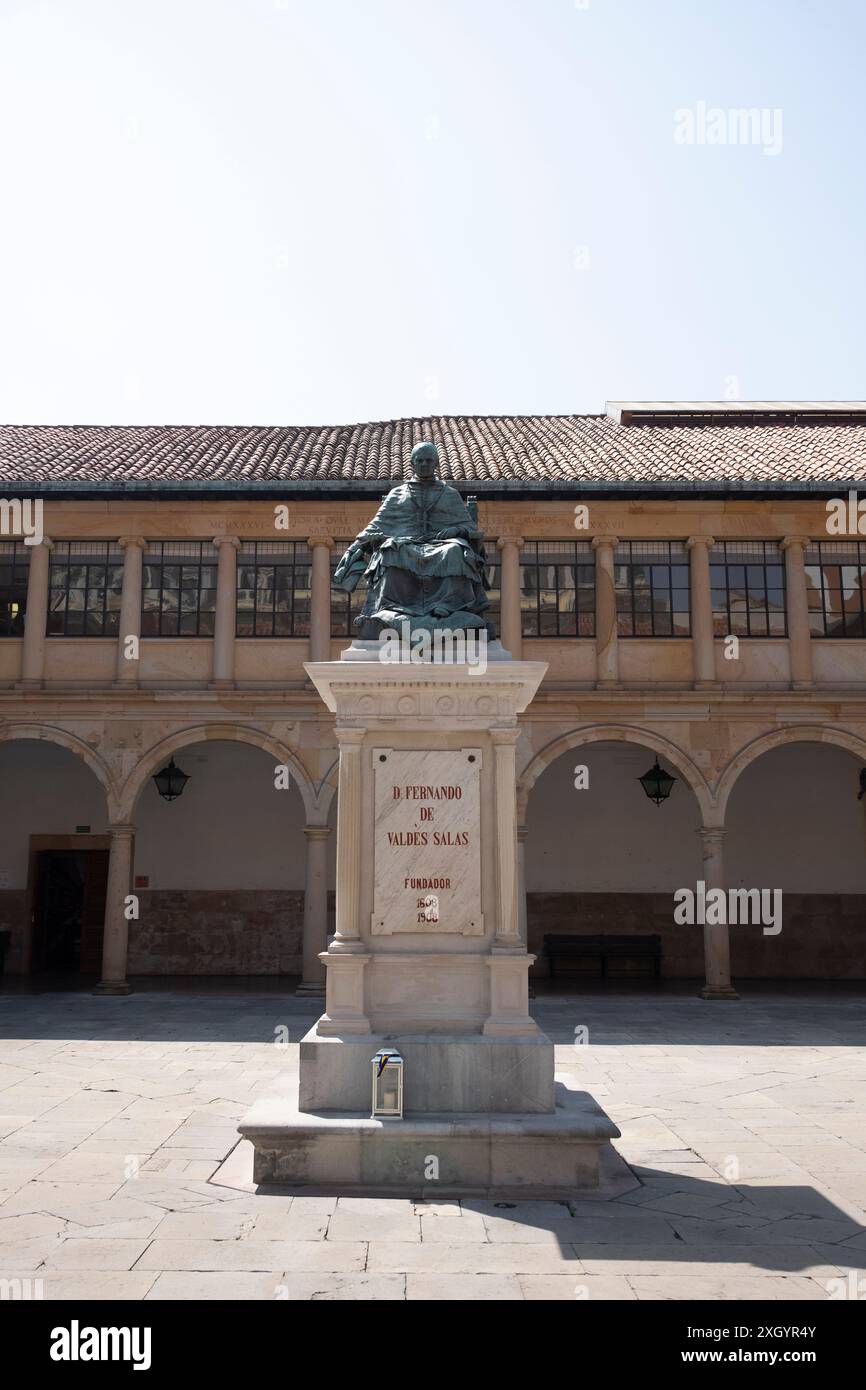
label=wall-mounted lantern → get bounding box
[638,756,676,806]
[152,757,190,803]
[371,1047,403,1119]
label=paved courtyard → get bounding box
[1,986,865,1301]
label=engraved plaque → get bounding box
[372,748,483,935]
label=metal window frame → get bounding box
[520,540,595,639]
[614,540,691,639]
[710,540,787,639]
[141,541,218,639]
[236,540,311,639]
[804,540,866,639]
[47,541,124,639]
[0,540,31,637]
[329,540,369,639]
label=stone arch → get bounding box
[714,724,866,821]
[316,756,340,821]
[517,723,714,823]
[0,721,116,817]
[117,722,318,823]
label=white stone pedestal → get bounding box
[238,656,620,1192]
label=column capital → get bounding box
[307,534,334,549]
[686,534,715,551]
[496,535,524,551]
[118,536,147,551]
[303,825,332,841]
[27,536,53,551]
[489,727,521,746]
[591,533,618,551]
[696,825,726,844]
[107,823,136,838]
[517,824,529,843]
[334,726,366,747]
[212,535,240,550]
[780,535,812,552]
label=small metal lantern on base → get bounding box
[371,1048,403,1120]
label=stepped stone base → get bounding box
[238,1076,620,1195]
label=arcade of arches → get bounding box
[1,715,864,994]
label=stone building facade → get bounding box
[1,403,865,994]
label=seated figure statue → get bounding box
[333,441,494,639]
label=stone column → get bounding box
[94,825,135,996]
[115,537,145,686]
[517,824,528,945]
[697,827,739,1000]
[592,535,619,686]
[781,536,813,690]
[491,729,521,948]
[318,730,370,1033]
[308,536,334,662]
[484,730,536,1035]
[297,826,331,995]
[331,727,365,953]
[496,536,524,659]
[686,535,717,688]
[212,536,240,687]
[20,539,53,687]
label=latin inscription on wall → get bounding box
[371,748,483,935]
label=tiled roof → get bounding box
[1,412,865,491]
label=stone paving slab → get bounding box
[0,988,864,1300]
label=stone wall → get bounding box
[128,890,304,976]
[0,891,29,974]
[528,892,866,980]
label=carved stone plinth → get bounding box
[238,656,621,1192]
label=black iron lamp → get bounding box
[638,756,676,806]
[152,757,190,802]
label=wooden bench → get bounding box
[544,934,662,982]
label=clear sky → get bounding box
[0,0,863,425]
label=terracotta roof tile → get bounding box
[0,414,864,489]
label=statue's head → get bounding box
[410,441,438,481]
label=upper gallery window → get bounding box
[237,541,310,638]
[615,540,690,637]
[710,541,786,638]
[521,540,595,637]
[0,541,30,636]
[330,540,367,638]
[804,541,866,637]
[141,541,218,638]
[47,541,124,637]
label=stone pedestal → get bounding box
[239,655,620,1193]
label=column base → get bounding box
[694,679,720,690]
[295,981,325,997]
[596,679,620,690]
[700,985,740,1000]
[93,981,133,996]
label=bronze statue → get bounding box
[333,441,493,639]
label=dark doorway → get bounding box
[33,850,109,974]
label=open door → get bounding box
[33,850,109,976]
